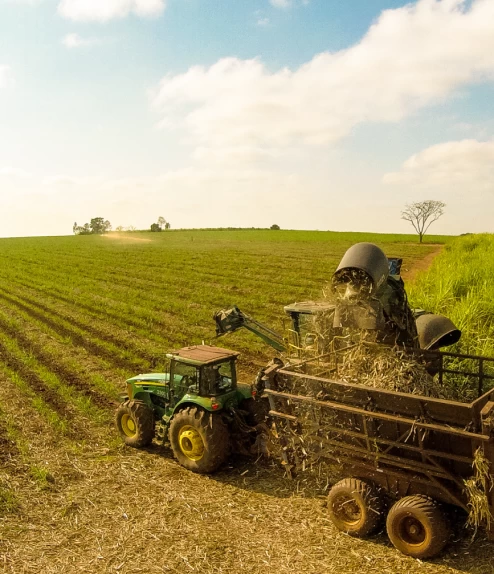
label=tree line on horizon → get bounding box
[72,200,446,242]
[72,216,172,235]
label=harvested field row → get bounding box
[2,447,493,574]
[0,408,20,470]
[0,290,151,373]
[0,311,115,411]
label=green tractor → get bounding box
[115,345,258,473]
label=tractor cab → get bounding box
[166,345,239,397]
[123,345,248,425]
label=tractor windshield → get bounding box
[200,360,235,396]
[173,362,199,394]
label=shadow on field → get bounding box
[141,442,302,499]
[211,454,305,499]
[338,532,494,573]
[214,459,494,572]
[434,535,494,573]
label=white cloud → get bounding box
[270,0,290,7]
[383,139,494,192]
[257,17,270,27]
[0,167,30,179]
[57,0,165,22]
[0,65,14,89]
[151,0,494,158]
[42,174,82,186]
[61,33,101,49]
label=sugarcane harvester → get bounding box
[114,242,494,559]
[246,244,494,559]
[214,242,461,355]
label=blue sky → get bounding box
[0,0,493,237]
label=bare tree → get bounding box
[401,200,446,243]
[157,216,167,230]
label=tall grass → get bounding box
[408,234,494,357]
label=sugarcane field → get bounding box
[2,1,494,572]
[0,230,492,574]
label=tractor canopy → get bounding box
[166,345,240,366]
[166,345,240,397]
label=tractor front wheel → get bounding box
[169,407,229,473]
[115,400,155,448]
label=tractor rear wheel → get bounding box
[327,478,384,537]
[386,495,451,559]
[169,407,229,473]
[115,400,155,448]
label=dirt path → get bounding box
[401,244,444,284]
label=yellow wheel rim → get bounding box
[178,425,204,461]
[121,414,136,437]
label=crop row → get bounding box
[0,301,118,432]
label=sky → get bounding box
[0,0,493,237]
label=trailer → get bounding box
[261,346,494,559]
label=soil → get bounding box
[401,244,444,283]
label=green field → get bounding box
[2,229,493,574]
[410,233,494,357]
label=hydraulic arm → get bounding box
[214,306,286,353]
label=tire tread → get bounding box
[386,495,450,559]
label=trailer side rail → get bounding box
[264,387,494,513]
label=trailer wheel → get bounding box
[169,407,229,474]
[327,478,384,537]
[115,400,155,448]
[386,495,450,559]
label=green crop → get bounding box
[0,229,449,443]
[408,233,494,358]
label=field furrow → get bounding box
[0,311,116,411]
[0,290,150,373]
[0,326,111,436]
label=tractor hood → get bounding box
[126,373,170,384]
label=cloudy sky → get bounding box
[0,0,493,237]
